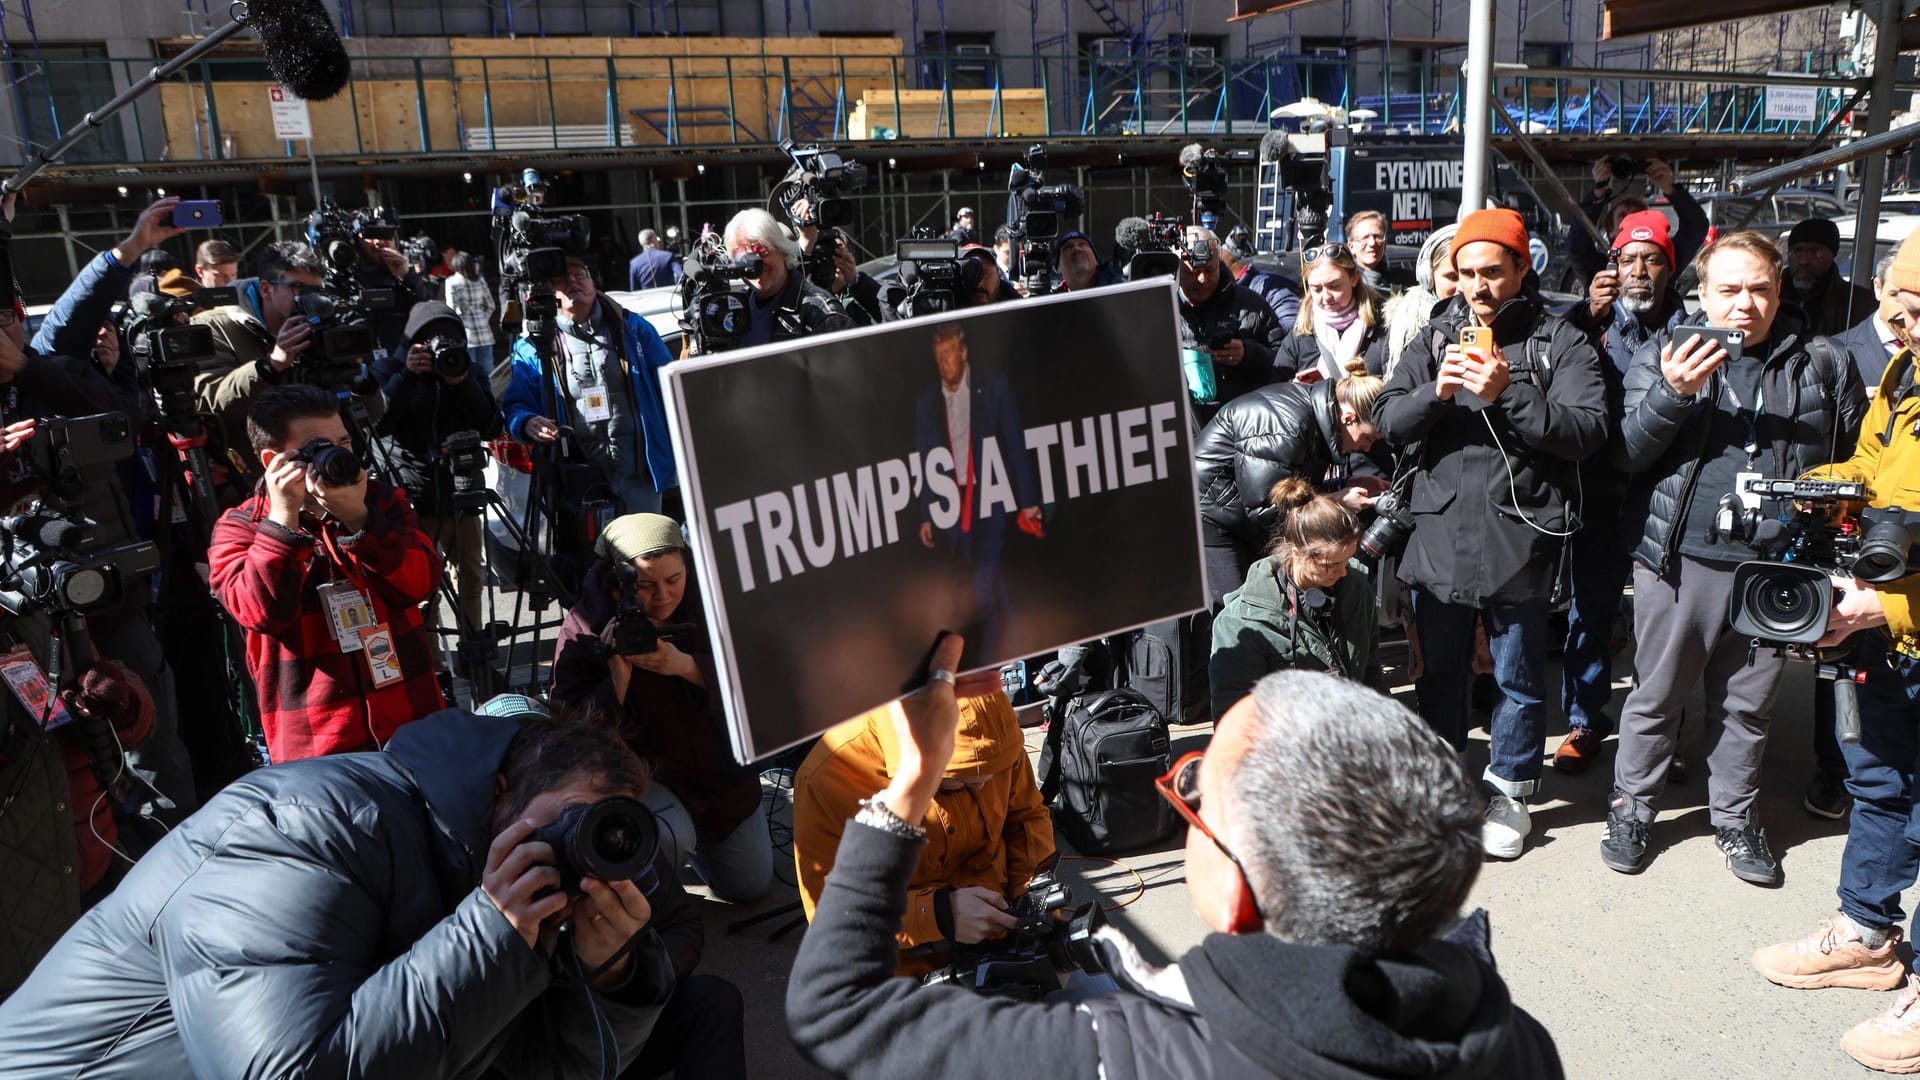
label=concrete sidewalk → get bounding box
[685,644,1916,1079]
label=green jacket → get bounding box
[1209,555,1380,721]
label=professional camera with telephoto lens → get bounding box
[920,870,1110,1001]
[289,436,362,488]
[676,233,766,353]
[422,333,469,380]
[1005,144,1085,296]
[0,415,162,620]
[1607,156,1642,182]
[531,794,663,897]
[1359,477,1416,562]
[492,169,592,287]
[775,138,869,292]
[895,237,984,318]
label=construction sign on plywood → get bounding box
[269,86,314,141]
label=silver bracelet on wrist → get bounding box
[856,797,928,841]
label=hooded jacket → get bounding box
[1809,347,1920,659]
[787,822,1563,1080]
[1373,287,1609,606]
[1617,309,1866,575]
[0,710,678,1078]
[1194,379,1346,551]
[791,692,1055,976]
[1209,555,1379,720]
[372,301,506,517]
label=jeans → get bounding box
[1411,591,1548,796]
[465,341,497,378]
[1837,634,1920,937]
[1560,527,1632,737]
[621,973,746,1080]
[644,782,773,902]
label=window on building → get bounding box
[9,45,128,163]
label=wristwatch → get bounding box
[856,797,928,841]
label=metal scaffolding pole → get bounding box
[1461,0,1495,217]
[1850,0,1901,282]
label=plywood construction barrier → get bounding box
[849,89,1050,140]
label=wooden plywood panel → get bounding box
[850,89,1049,140]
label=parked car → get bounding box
[1834,213,1920,282]
[1651,187,1846,246]
[479,284,683,587]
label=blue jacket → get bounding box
[1836,311,1900,391]
[33,250,133,363]
[0,709,676,1078]
[628,247,682,291]
[912,367,1039,554]
[501,295,679,493]
[1238,266,1303,336]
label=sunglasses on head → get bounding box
[1302,243,1353,265]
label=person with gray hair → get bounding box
[716,208,848,350]
[629,227,681,290]
[1835,249,1908,392]
[788,642,1563,1079]
[1175,225,1287,420]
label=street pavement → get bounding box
[675,635,1919,1079]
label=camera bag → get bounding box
[1037,687,1176,854]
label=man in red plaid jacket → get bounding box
[210,384,445,762]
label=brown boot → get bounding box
[1844,975,1920,1073]
[1753,916,1907,991]
[1552,727,1603,774]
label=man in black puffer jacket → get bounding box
[373,301,505,642]
[1178,227,1287,420]
[0,708,692,1078]
[1194,376,1386,604]
[1600,231,1866,886]
[1374,209,1609,863]
[788,642,1562,1080]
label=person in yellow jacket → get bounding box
[1753,232,1920,1074]
[793,680,1056,977]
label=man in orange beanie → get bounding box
[1372,207,1609,861]
[792,675,1056,977]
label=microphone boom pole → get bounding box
[2,4,253,195]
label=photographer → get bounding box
[1219,231,1302,336]
[792,658,1055,978]
[209,384,445,762]
[718,209,849,346]
[502,256,677,515]
[0,707,683,1077]
[963,244,1021,305]
[1570,156,1707,287]
[194,239,241,288]
[788,645,1559,1078]
[1753,236,1920,1072]
[796,218,884,325]
[548,514,770,902]
[1554,210,1691,776]
[1372,208,1609,861]
[1210,478,1381,719]
[1193,362,1386,604]
[1602,230,1864,886]
[33,197,184,374]
[1176,227,1286,412]
[373,301,504,644]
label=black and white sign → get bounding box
[663,281,1209,762]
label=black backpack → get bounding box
[1036,687,1177,854]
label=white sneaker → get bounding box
[1482,795,1531,860]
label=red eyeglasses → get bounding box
[1154,750,1266,923]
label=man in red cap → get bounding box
[1373,207,1609,861]
[1551,209,1693,778]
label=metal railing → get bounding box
[0,50,1866,170]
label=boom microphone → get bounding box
[249,0,352,102]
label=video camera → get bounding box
[676,231,766,354]
[1124,213,1194,282]
[1179,143,1247,220]
[895,235,984,318]
[289,289,377,389]
[126,285,239,377]
[920,871,1109,1001]
[492,169,592,300]
[774,138,868,293]
[1005,144,1085,296]
[1257,126,1343,252]
[438,429,488,503]
[0,415,162,621]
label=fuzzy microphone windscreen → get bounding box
[250,0,352,102]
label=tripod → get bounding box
[431,470,575,707]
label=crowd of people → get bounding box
[2,146,1920,1079]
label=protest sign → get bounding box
[663,280,1209,762]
